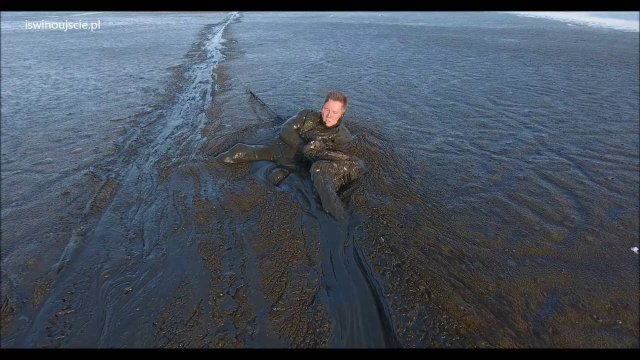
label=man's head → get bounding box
[321,91,348,127]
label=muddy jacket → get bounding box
[279,109,354,162]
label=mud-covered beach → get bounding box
[1,12,638,348]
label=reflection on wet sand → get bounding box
[2,12,638,348]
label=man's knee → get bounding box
[348,159,366,181]
[312,159,364,188]
[310,160,330,174]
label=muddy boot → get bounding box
[215,143,275,163]
[267,167,290,185]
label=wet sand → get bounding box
[2,16,638,348]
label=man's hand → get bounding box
[305,139,323,149]
[304,139,352,161]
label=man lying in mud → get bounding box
[215,90,364,222]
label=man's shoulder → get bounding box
[338,123,352,133]
[335,123,353,142]
[297,108,321,119]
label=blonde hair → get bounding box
[324,90,348,109]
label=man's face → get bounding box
[321,99,345,127]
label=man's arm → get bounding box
[303,139,355,162]
[279,110,309,150]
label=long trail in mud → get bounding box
[284,171,399,348]
[5,13,398,348]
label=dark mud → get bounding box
[2,14,638,348]
[1,16,399,347]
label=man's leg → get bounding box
[310,159,364,222]
[216,141,298,186]
[215,143,277,163]
[312,162,346,221]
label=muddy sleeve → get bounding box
[303,139,354,162]
[279,110,309,150]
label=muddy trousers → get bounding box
[310,159,365,222]
[215,142,296,185]
[217,143,364,221]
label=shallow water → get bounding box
[224,13,639,346]
[1,12,638,348]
